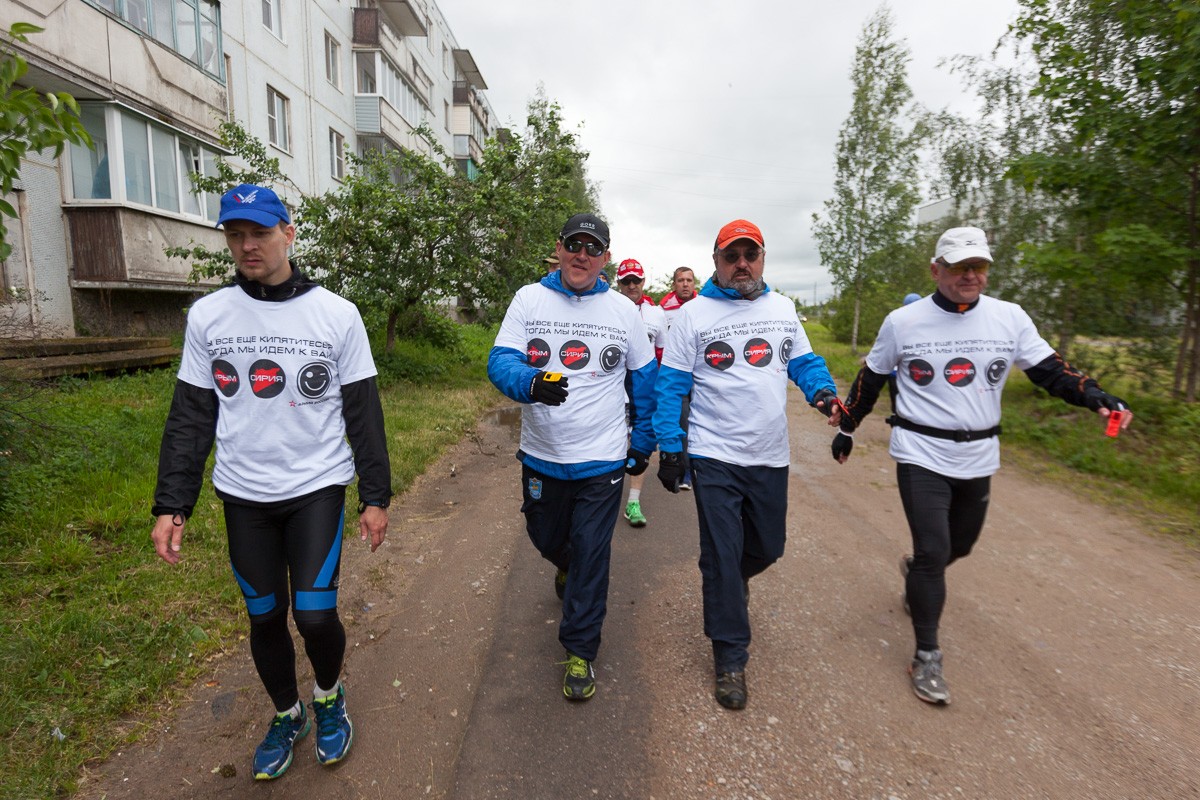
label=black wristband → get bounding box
[357,499,391,513]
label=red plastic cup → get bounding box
[1105,410,1125,438]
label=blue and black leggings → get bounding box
[223,483,347,712]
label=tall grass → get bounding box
[0,324,499,799]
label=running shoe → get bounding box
[312,685,354,765]
[624,500,647,528]
[252,705,310,780]
[555,568,568,600]
[715,671,747,710]
[679,471,692,491]
[561,653,595,701]
[909,649,951,705]
[899,554,913,616]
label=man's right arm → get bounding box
[487,346,538,403]
[652,365,693,453]
[152,380,218,519]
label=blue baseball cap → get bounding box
[903,292,922,305]
[216,183,291,228]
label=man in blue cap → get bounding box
[151,184,392,779]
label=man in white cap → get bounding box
[832,225,1132,706]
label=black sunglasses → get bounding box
[563,238,605,257]
[619,277,643,285]
[719,247,763,264]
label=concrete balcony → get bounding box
[65,206,223,289]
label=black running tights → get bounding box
[895,463,990,653]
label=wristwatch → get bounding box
[357,499,391,513]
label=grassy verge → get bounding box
[0,324,500,800]
[806,323,1200,542]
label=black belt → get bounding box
[886,414,1001,443]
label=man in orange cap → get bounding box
[654,219,842,710]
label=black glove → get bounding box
[625,448,650,476]
[657,451,687,493]
[831,432,854,462]
[812,387,839,418]
[1083,386,1127,413]
[530,372,569,406]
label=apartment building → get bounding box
[0,0,493,337]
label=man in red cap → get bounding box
[615,258,667,527]
[654,219,842,710]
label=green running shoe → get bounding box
[624,500,647,528]
[555,568,568,600]
[560,653,595,701]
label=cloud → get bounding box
[442,0,1018,300]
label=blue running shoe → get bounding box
[253,705,310,780]
[312,685,354,765]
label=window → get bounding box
[267,86,290,152]
[86,0,223,79]
[68,103,223,221]
[329,129,345,180]
[324,32,341,88]
[442,44,450,76]
[444,100,450,132]
[262,0,283,39]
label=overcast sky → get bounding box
[440,1,1020,300]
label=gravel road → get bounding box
[78,396,1200,800]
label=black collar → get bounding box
[233,262,318,302]
[932,289,979,315]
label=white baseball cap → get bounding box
[934,226,992,264]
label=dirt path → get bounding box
[77,397,1200,799]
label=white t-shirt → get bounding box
[495,283,655,464]
[663,291,811,467]
[865,294,1054,478]
[178,285,378,503]
[638,300,667,351]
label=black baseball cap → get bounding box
[559,213,610,249]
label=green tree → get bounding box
[0,23,91,262]
[812,6,924,353]
[1009,0,1200,400]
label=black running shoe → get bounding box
[561,653,595,701]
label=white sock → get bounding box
[279,701,302,719]
[314,681,340,702]
[628,489,641,503]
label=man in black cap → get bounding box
[488,213,658,701]
[151,183,391,779]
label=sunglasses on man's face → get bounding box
[940,260,990,276]
[619,277,643,285]
[719,247,763,264]
[563,238,605,257]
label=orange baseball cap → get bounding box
[714,219,764,250]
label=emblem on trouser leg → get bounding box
[528,477,542,500]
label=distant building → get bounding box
[0,0,494,337]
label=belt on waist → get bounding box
[885,414,1001,443]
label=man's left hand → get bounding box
[625,448,650,476]
[359,505,389,552]
[812,388,844,427]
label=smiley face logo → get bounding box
[298,362,333,399]
[600,345,622,372]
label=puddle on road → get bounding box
[483,405,522,439]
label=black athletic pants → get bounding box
[223,484,348,713]
[895,463,990,653]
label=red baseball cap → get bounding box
[616,259,645,280]
[714,219,764,250]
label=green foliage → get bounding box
[0,24,91,262]
[0,331,498,798]
[170,96,596,351]
[812,7,925,353]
